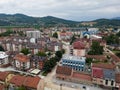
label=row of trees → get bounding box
[88,41,104,55]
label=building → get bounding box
[26,30,41,39]
[62,54,86,71]
[30,55,47,70]
[92,63,116,87]
[0,52,9,66]
[71,41,86,56]
[56,66,92,84]
[13,54,30,71]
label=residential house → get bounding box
[0,52,9,67]
[92,63,116,87]
[13,54,30,71]
[30,55,47,70]
[0,71,10,84]
[72,41,86,56]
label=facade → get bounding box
[0,52,9,66]
[92,63,116,87]
[26,30,41,39]
[13,54,30,71]
[62,54,86,71]
[30,55,47,70]
[72,41,86,56]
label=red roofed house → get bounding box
[23,76,41,90]
[13,54,30,71]
[92,63,116,87]
[72,41,86,56]
[56,66,72,80]
[9,75,26,89]
[71,72,92,84]
[0,71,10,84]
[0,84,5,90]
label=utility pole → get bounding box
[60,84,62,90]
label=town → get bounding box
[0,25,119,90]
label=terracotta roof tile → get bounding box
[0,71,10,81]
[0,84,4,90]
[10,75,26,86]
[86,55,107,60]
[116,73,120,83]
[14,54,30,62]
[23,76,40,89]
[92,63,115,69]
[56,66,72,76]
[73,41,85,49]
[72,72,91,81]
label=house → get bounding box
[0,84,5,90]
[23,76,41,90]
[56,66,92,85]
[58,32,73,40]
[62,54,86,71]
[9,75,26,89]
[71,72,92,84]
[72,41,86,56]
[0,52,9,67]
[30,55,47,70]
[0,71,10,84]
[92,63,116,87]
[115,73,120,89]
[56,66,72,80]
[13,54,30,71]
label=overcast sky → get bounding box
[0,0,120,21]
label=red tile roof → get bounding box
[0,84,4,90]
[0,71,10,81]
[14,54,30,62]
[92,67,103,78]
[116,73,120,83]
[10,75,26,86]
[92,63,116,69]
[85,55,107,60]
[73,41,85,49]
[72,72,91,81]
[23,76,40,89]
[56,66,72,76]
[111,54,120,62]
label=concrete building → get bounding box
[0,52,9,66]
[26,30,41,39]
[62,54,86,71]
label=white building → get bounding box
[26,30,41,39]
[62,54,86,71]
[0,52,9,66]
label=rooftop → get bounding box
[10,75,26,86]
[23,76,40,89]
[92,63,116,69]
[62,54,86,62]
[14,54,30,62]
[0,52,8,59]
[0,71,10,81]
[56,66,72,76]
[72,72,91,81]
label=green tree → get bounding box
[53,32,58,38]
[55,51,62,59]
[21,48,30,55]
[70,35,76,45]
[86,58,93,65]
[88,41,104,55]
[36,51,46,56]
[15,86,26,90]
[0,45,4,51]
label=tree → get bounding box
[0,45,4,51]
[15,86,26,90]
[53,32,58,38]
[70,35,76,45]
[88,41,104,55]
[55,51,62,59]
[86,58,93,65]
[21,48,30,55]
[36,51,46,56]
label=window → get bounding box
[111,80,114,86]
[105,79,108,85]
